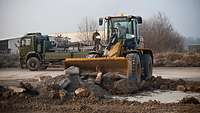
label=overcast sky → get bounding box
[0,0,200,39]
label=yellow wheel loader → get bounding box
[65,15,153,84]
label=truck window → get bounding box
[22,38,31,46]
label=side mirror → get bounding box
[136,16,142,24]
[99,18,103,26]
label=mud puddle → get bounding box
[108,90,200,103]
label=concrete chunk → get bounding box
[75,87,90,97]
[8,86,26,93]
[176,85,186,92]
[112,79,138,94]
[95,72,102,84]
[64,66,80,75]
[59,78,71,89]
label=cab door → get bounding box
[19,36,33,65]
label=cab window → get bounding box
[21,38,31,46]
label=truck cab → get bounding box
[19,33,44,68]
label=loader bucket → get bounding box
[65,57,128,75]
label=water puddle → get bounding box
[108,90,200,103]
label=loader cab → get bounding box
[99,16,142,49]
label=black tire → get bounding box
[26,57,40,71]
[126,53,142,84]
[40,65,48,70]
[141,54,153,80]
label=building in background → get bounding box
[188,44,200,52]
[0,37,20,54]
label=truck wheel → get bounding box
[126,53,142,84]
[141,54,153,80]
[27,57,40,71]
[40,66,48,70]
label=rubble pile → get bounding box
[142,76,200,92]
[0,82,39,100]
[1,66,200,101]
[179,97,200,104]
[154,52,200,67]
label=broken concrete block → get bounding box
[194,86,200,92]
[103,72,113,78]
[179,97,200,104]
[101,73,115,91]
[46,84,60,91]
[59,78,71,89]
[114,73,127,80]
[95,72,102,84]
[64,66,80,75]
[67,75,84,92]
[0,85,6,92]
[176,85,186,92]
[8,86,26,93]
[112,79,138,94]
[59,89,68,100]
[160,85,168,90]
[49,90,59,99]
[19,82,33,91]
[87,82,110,98]
[185,85,192,91]
[176,79,186,85]
[75,87,89,97]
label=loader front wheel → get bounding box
[126,53,142,84]
[27,57,40,71]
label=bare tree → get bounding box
[77,17,98,45]
[140,12,184,53]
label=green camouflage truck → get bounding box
[19,33,90,71]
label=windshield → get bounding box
[108,18,133,39]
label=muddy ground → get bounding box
[1,95,200,113]
[0,67,200,113]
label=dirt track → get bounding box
[0,67,200,82]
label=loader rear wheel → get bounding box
[141,54,153,80]
[27,57,40,71]
[126,53,142,84]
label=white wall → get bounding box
[8,38,20,54]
